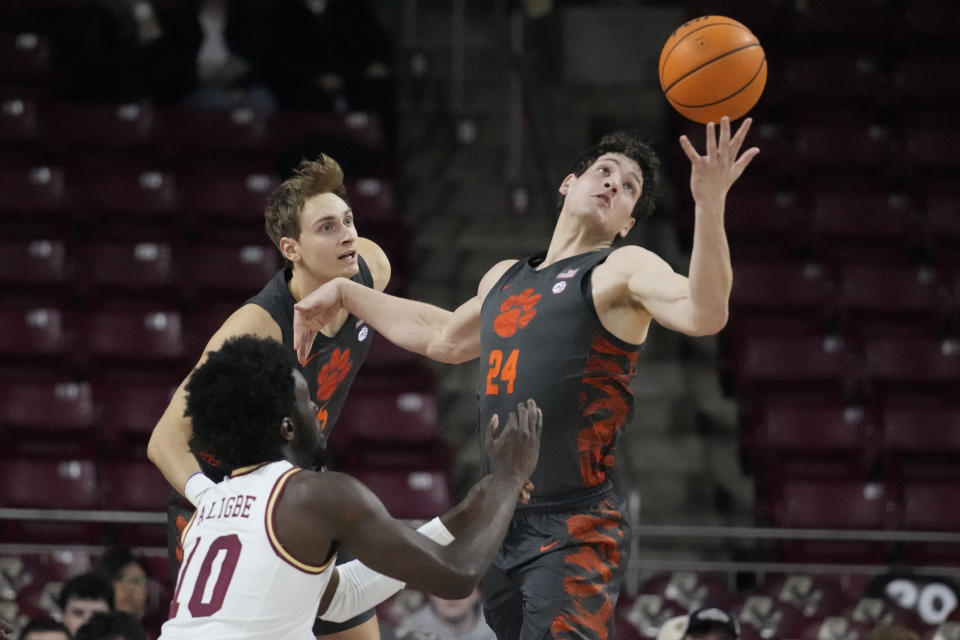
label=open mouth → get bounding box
[338,250,357,261]
[594,194,610,207]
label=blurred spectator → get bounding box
[74,612,145,640]
[866,625,921,640]
[395,588,495,640]
[657,607,741,640]
[57,573,114,638]
[18,616,70,640]
[94,548,149,623]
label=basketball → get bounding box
[658,15,766,124]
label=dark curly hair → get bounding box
[560,130,660,222]
[185,335,300,470]
[58,572,114,610]
[74,611,145,640]
[264,154,348,249]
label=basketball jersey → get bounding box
[478,249,643,500]
[160,460,335,640]
[247,259,376,438]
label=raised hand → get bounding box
[484,399,542,484]
[679,116,759,209]
[292,279,345,365]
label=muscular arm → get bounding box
[618,117,758,337]
[294,259,515,365]
[146,304,281,495]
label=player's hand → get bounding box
[484,399,542,483]
[679,116,759,209]
[293,278,346,365]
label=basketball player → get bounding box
[293,117,758,639]
[159,335,542,640]
[148,153,391,640]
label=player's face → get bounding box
[289,369,324,468]
[292,192,359,282]
[559,153,642,238]
[61,597,110,636]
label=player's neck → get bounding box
[287,267,331,303]
[542,215,612,268]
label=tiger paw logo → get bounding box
[316,348,352,402]
[494,288,541,337]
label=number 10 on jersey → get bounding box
[486,349,518,395]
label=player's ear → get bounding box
[280,417,295,441]
[618,217,636,238]
[279,237,300,263]
[558,173,576,196]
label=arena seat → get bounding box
[344,177,397,224]
[0,163,66,216]
[0,378,94,457]
[795,122,896,175]
[881,399,960,482]
[836,264,950,337]
[353,469,451,521]
[42,101,155,152]
[0,307,69,361]
[75,309,184,366]
[69,162,177,219]
[75,240,176,298]
[904,124,960,174]
[98,460,169,547]
[0,237,68,290]
[862,336,960,398]
[0,31,53,83]
[156,106,266,158]
[177,168,280,222]
[903,0,960,42]
[185,243,280,300]
[894,50,960,105]
[95,379,176,457]
[0,95,38,145]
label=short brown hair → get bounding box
[264,154,348,248]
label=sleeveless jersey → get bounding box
[160,460,335,640]
[478,249,643,500]
[247,259,375,438]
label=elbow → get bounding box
[691,307,729,336]
[426,342,475,365]
[146,429,162,465]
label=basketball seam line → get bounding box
[659,21,753,79]
[669,58,767,110]
[663,43,762,94]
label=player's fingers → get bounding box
[678,135,700,163]
[729,117,753,157]
[705,121,717,157]
[734,146,761,172]
[516,401,530,435]
[484,414,499,450]
[718,116,731,152]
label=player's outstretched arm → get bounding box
[284,400,541,613]
[147,305,280,498]
[622,117,758,337]
[293,259,516,366]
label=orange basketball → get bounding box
[659,15,766,124]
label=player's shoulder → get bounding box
[357,236,391,291]
[281,469,378,522]
[478,259,519,298]
[201,304,281,356]
[603,245,669,275]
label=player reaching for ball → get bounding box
[293,117,758,639]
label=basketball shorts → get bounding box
[480,483,631,640]
[166,490,376,635]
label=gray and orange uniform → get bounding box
[477,248,642,640]
[167,258,376,635]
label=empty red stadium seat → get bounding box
[157,107,266,157]
[0,164,66,215]
[186,244,280,299]
[345,178,397,224]
[76,240,176,297]
[904,124,960,173]
[795,122,896,174]
[784,50,885,103]
[894,51,960,104]
[0,378,94,457]
[901,482,960,533]
[0,95,38,145]
[178,169,279,221]
[76,310,184,365]
[0,458,98,509]
[354,469,451,521]
[734,333,856,398]
[0,307,69,361]
[0,31,52,82]
[837,264,950,336]
[903,0,960,41]
[882,400,960,482]
[0,237,68,289]
[96,379,177,456]
[862,336,960,397]
[99,460,169,547]
[729,259,835,315]
[69,163,177,218]
[268,110,387,175]
[42,101,155,151]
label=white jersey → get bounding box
[160,460,335,640]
